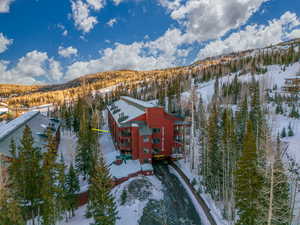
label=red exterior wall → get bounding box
[108,105,185,163]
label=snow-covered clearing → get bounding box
[58,130,77,166]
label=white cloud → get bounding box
[197,11,300,59]
[112,0,123,5]
[0,33,13,53]
[48,58,63,81]
[16,51,49,77]
[58,46,78,58]
[57,24,68,36]
[0,50,63,84]
[0,0,14,13]
[160,0,269,43]
[71,0,98,33]
[65,28,190,80]
[288,29,300,39]
[62,30,68,36]
[86,0,105,10]
[107,18,117,27]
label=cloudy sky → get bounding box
[0,0,299,84]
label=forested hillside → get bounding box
[1,38,299,108]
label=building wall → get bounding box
[108,106,184,163]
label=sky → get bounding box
[0,0,299,85]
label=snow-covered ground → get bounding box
[58,129,77,166]
[59,175,164,225]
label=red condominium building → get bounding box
[107,96,189,164]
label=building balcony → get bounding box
[119,142,131,150]
[120,132,131,137]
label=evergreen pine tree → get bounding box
[250,81,263,147]
[75,101,95,179]
[206,105,222,200]
[235,120,263,225]
[236,96,248,152]
[87,157,117,225]
[66,164,80,218]
[281,127,287,138]
[57,154,68,221]
[8,125,43,225]
[120,189,127,206]
[289,104,300,118]
[0,182,24,225]
[40,130,60,225]
[288,123,294,137]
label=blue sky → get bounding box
[0,0,299,84]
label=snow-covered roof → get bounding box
[107,96,157,125]
[121,96,156,108]
[0,111,60,157]
[0,111,39,141]
[108,99,145,125]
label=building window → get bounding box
[153,148,161,154]
[153,128,161,133]
[152,138,160,144]
[143,136,149,142]
[143,148,150,154]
